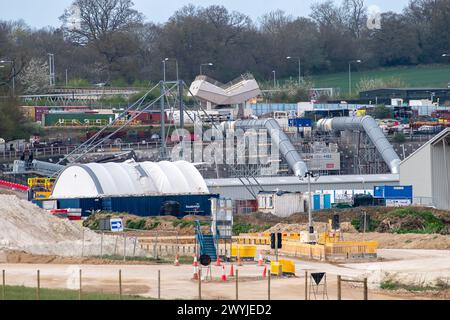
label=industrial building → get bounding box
[359,88,450,104]
[206,174,400,201]
[36,160,218,217]
[400,128,450,210]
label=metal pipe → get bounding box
[224,119,308,177]
[317,116,401,174]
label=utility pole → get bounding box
[160,81,166,159]
[272,70,276,88]
[179,80,184,132]
[286,56,302,85]
[348,60,362,96]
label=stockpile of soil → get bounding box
[0,195,145,257]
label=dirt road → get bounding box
[1,249,449,300]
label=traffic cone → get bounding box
[192,266,199,280]
[262,265,267,278]
[174,254,180,266]
[215,255,221,266]
[193,255,198,267]
[221,265,227,282]
[229,264,235,277]
[258,254,263,266]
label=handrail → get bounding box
[195,220,204,255]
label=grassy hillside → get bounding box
[309,64,450,94]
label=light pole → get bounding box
[162,59,166,82]
[286,56,302,85]
[0,60,15,96]
[272,70,276,88]
[200,63,213,75]
[348,59,362,96]
[164,58,179,81]
[304,171,320,238]
[444,54,450,88]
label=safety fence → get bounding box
[280,241,378,261]
[0,179,29,192]
[0,267,372,301]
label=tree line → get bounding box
[1,0,450,95]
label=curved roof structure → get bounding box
[51,160,209,199]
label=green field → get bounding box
[0,285,151,300]
[309,64,450,94]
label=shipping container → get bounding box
[127,111,169,124]
[288,118,313,128]
[35,194,219,217]
[373,185,413,200]
[42,113,114,127]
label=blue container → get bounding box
[313,194,321,211]
[288,118,313,128]
[323,194,331,209]
[36,194,220,217]
[373,186,413,200]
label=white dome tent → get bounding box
[51,160,209,199]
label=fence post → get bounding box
[100,232,104,258]
[133,237,137,257]
[79,269,82,300]
[36,270,40,300]
[81,228,85,257]
[305,271,308,300]
[1,270,5,300]
[268,270,271,301]
[123,234,127,261]
[114,236,118,256]
[198,269,202,300]
[236,269,239,300]
[158,270,161,300]
[337,275,342,300]
[363,278,368,300]
[119,270,122,300]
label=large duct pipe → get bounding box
[222,119,308,177]
[317,116,401,174]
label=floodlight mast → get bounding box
[303,171,320,239]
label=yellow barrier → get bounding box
[270,259,296,276]
[231,245,257,260]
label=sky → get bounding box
[0,0,410,29]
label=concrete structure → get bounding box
[189,73,261,108]
[206,174,399,201]
[400,128,450,209]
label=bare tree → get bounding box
[60,0,144,44]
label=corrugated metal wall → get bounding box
[431,139,450,210]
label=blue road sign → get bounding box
[110,218,123,232]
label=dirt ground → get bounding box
[1,249,450,300]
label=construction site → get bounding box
[1,70,450,302]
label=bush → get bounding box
[387,208,445,234]
[126,219,146,230]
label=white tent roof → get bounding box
[51,160,209,199]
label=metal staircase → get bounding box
[195,221,217,260]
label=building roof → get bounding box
[51,160,209,199]
[206,174,399,188]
